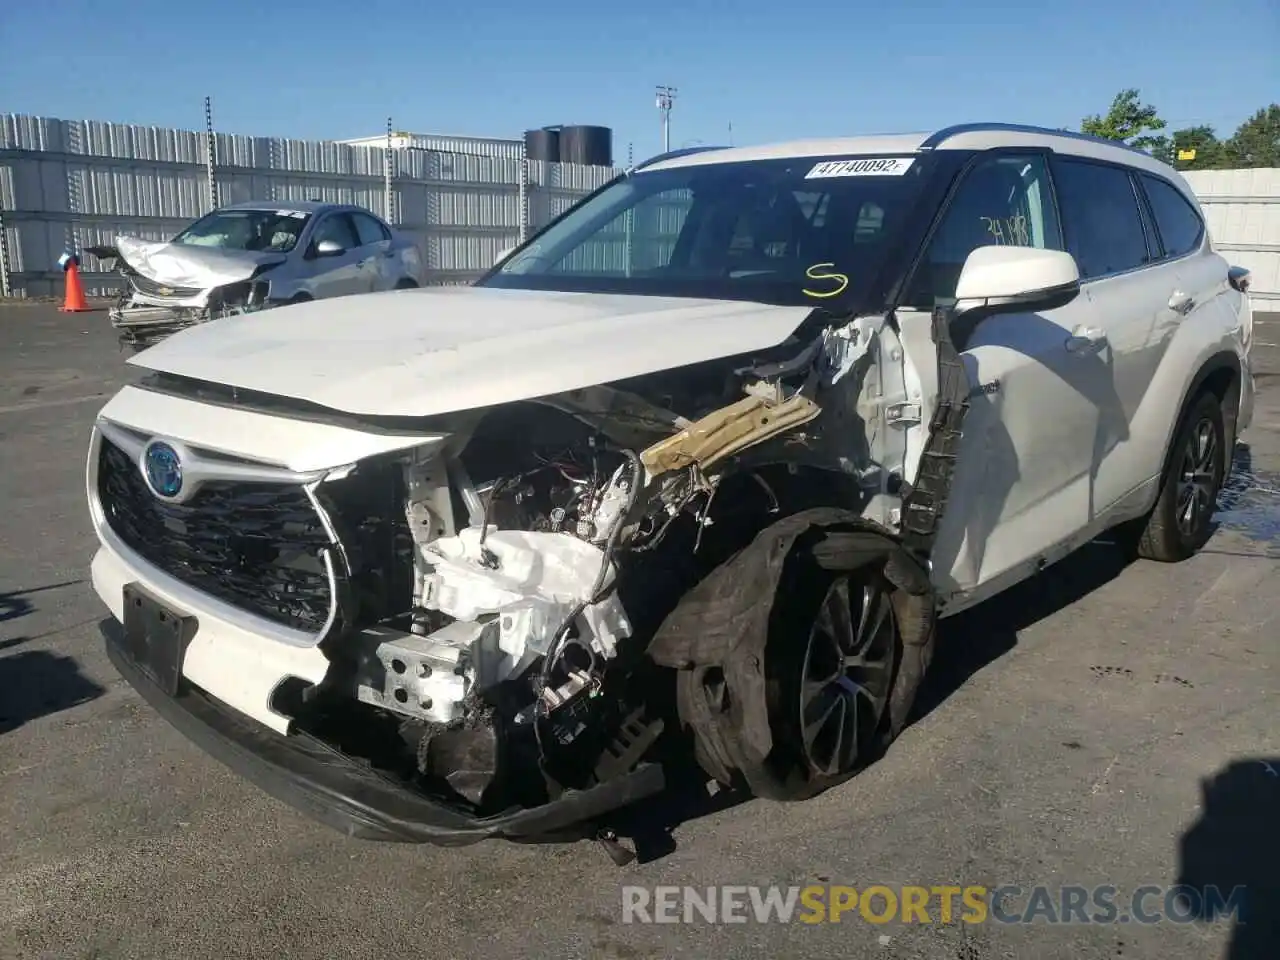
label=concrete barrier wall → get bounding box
[0,114,618,297]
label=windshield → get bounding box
[172,208,312,253]
[479,154,933,306]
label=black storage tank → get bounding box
[558,125,612,166]
[523,127,560,163]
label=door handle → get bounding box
[1065,327,1108,354]
[1169,291,1195,315]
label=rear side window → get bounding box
[1053,160,1150,279]
[1140,175,1204,258]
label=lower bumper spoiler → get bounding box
[102,619,665,845]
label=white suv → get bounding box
[85,123,1255,851]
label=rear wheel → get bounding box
[394,278,418,289]
[1130,390,1226,562]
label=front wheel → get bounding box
[1130,390,1226,562]
[763,562,905,799]
[667,514,937,803]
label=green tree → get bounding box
[1224,105,1280,168]
[1168,125,1228,170]
[1081,89,1169,155]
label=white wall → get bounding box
[1183,167,1280,305]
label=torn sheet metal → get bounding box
[640,390,821,476]
[111,235,285,288]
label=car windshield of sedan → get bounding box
[479,154,933,307]
[171,208,312,253]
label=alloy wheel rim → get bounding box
[795,577,897,777]
[1176,417,1219,537]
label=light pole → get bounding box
[655,85,676,152]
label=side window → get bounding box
[1053,160,1150,279]
[1140,175,1204,259]
[907,154,1062,306]
[310,213,360,252]
[352,212,391,247]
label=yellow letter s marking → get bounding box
[802,262,849,299]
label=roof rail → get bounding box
[920,122,1152,156]
[630,144,730,173]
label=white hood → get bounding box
[115,235,286,288]
[130,286,816,418]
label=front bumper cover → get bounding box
[102,618,665,845]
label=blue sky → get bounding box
[2,0,1276,160]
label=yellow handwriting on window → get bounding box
[802,262,849,299]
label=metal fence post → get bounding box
[518,145,529,243]
[0,205,11,297]
[204,96,219,211]
[384,116,395,223]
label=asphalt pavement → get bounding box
[1,302,1277,960]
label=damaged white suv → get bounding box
[87,124,1256,852]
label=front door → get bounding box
[900,152,1110,599]
[301,212,366,298]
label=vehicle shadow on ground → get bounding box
[1175,757,1280,959]
[0,645,106,734]
[0,579,88,626]
[606,537,1136,864]
[0,591,34,624]
[910,537,1133,724]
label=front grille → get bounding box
[130,275,203,299]
[97,438,335,634]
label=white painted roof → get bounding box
[644,124,1183,185]
[643,133,931,170]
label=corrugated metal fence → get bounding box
[1183,167,1280,304]
[0,113,619,297]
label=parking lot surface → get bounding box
[1,302,1277,960]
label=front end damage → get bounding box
[87,238,278,350]
[94,304,971,850]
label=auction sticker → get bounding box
[805,157,915,178]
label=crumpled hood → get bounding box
[130,286,816,418]
[113,235,286,288]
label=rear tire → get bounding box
[1130,390,1226,562]
[394,278,418,289]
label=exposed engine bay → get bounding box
[247,308,960,829]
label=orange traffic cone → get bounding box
[60,259,91,313]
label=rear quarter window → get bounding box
[1140,175,1205,259]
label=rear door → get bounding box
[350,211,396,290]
[901,151,1107,598]
[1050,158,1209,515]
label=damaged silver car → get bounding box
[87,125,1255,859]
[88,201,423,351]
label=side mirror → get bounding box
[313,238,345,258]
[954,246,1080,316]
